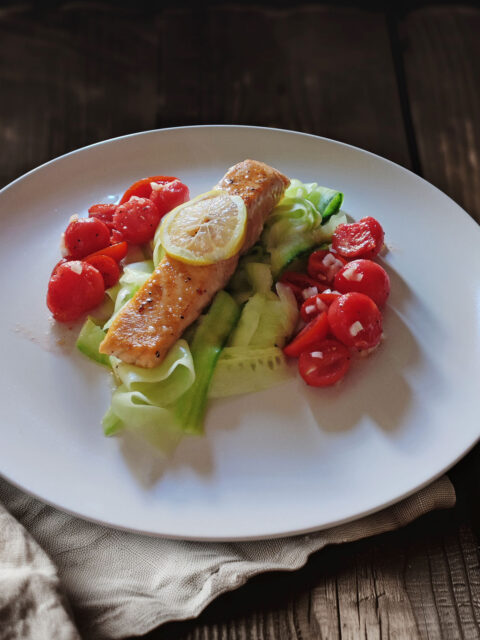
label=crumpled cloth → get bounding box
[0,475,455,640]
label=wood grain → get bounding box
[158,5,410,167]
[0,3,411,188]
[399,6,480,221]
[0,3,157,186]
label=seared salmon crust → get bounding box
[99,160,289,368]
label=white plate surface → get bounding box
[1,126,479,540]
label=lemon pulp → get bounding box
[159,190,247,266]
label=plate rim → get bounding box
[1,124,478,541]
[0,441,470,541]
[1,124,478,233]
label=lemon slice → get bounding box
[159,190,247,266]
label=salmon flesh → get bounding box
[99,160,289,368]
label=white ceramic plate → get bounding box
[1,126,479,540]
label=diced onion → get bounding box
[342,264,363,282]
[322,253,338,267]
[70,262,83,275]
[323,253,345,280]
[302,286,318,300]
[349,321,364,337]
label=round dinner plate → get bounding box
[1,126,479,540]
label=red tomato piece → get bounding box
[328,292,382,350]
[113,196,161,244]
[283,311,329,358]
[298,339,351,387]
[300,291,341,322]
[51,257,69,276]
[279,271,328,305]
[334,259,390,307]
[84,254,121,288]
[149,179,190,217]
[307,249,346,284]
[317,291,342,305]
[110,228,124,244]
[64,217,111,259]
[88,203,118,229]
[331,217,385,260]
[118,175,178,205]
[47,261,105,322]
[85,241,128,263]
[301,295,327,322]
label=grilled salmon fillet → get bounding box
[99,160,289,368]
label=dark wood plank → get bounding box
[398,7,480,631]
[0,3,158,186]
[399,6,480,222]
[158,5,410,168]
[1,3,410,188]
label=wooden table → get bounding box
[1,2,479,638]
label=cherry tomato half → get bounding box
[84,254,121,288]
[279,271,327,305]
[298,339,351,387]
[88,203,118,229]
[300,291,341,322]
[317,291,342,305]
[149,179,190,217]
[47,261,105,322]
[331,217,385,260]
[283,311,329,358]
[51,257,69,277]
[334,259,390,307]
[307,249,346,284]
[328,292,382,350]
[84,241,128,263]
[118,175,178,205]
[64,217,111,259]
[113,196,161,245]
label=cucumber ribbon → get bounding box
[76,177,345,450]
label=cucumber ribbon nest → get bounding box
[76,179,346,451]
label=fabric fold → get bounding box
[0,476,455,640]
[0,499,80,640]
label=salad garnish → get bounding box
[46,161,390,452]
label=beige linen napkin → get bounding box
[0,476,455,640]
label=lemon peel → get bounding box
[159,190,247,266]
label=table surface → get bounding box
[1,2,479,638]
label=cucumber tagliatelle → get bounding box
[262,179,345,276]
[77,177,346,451]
